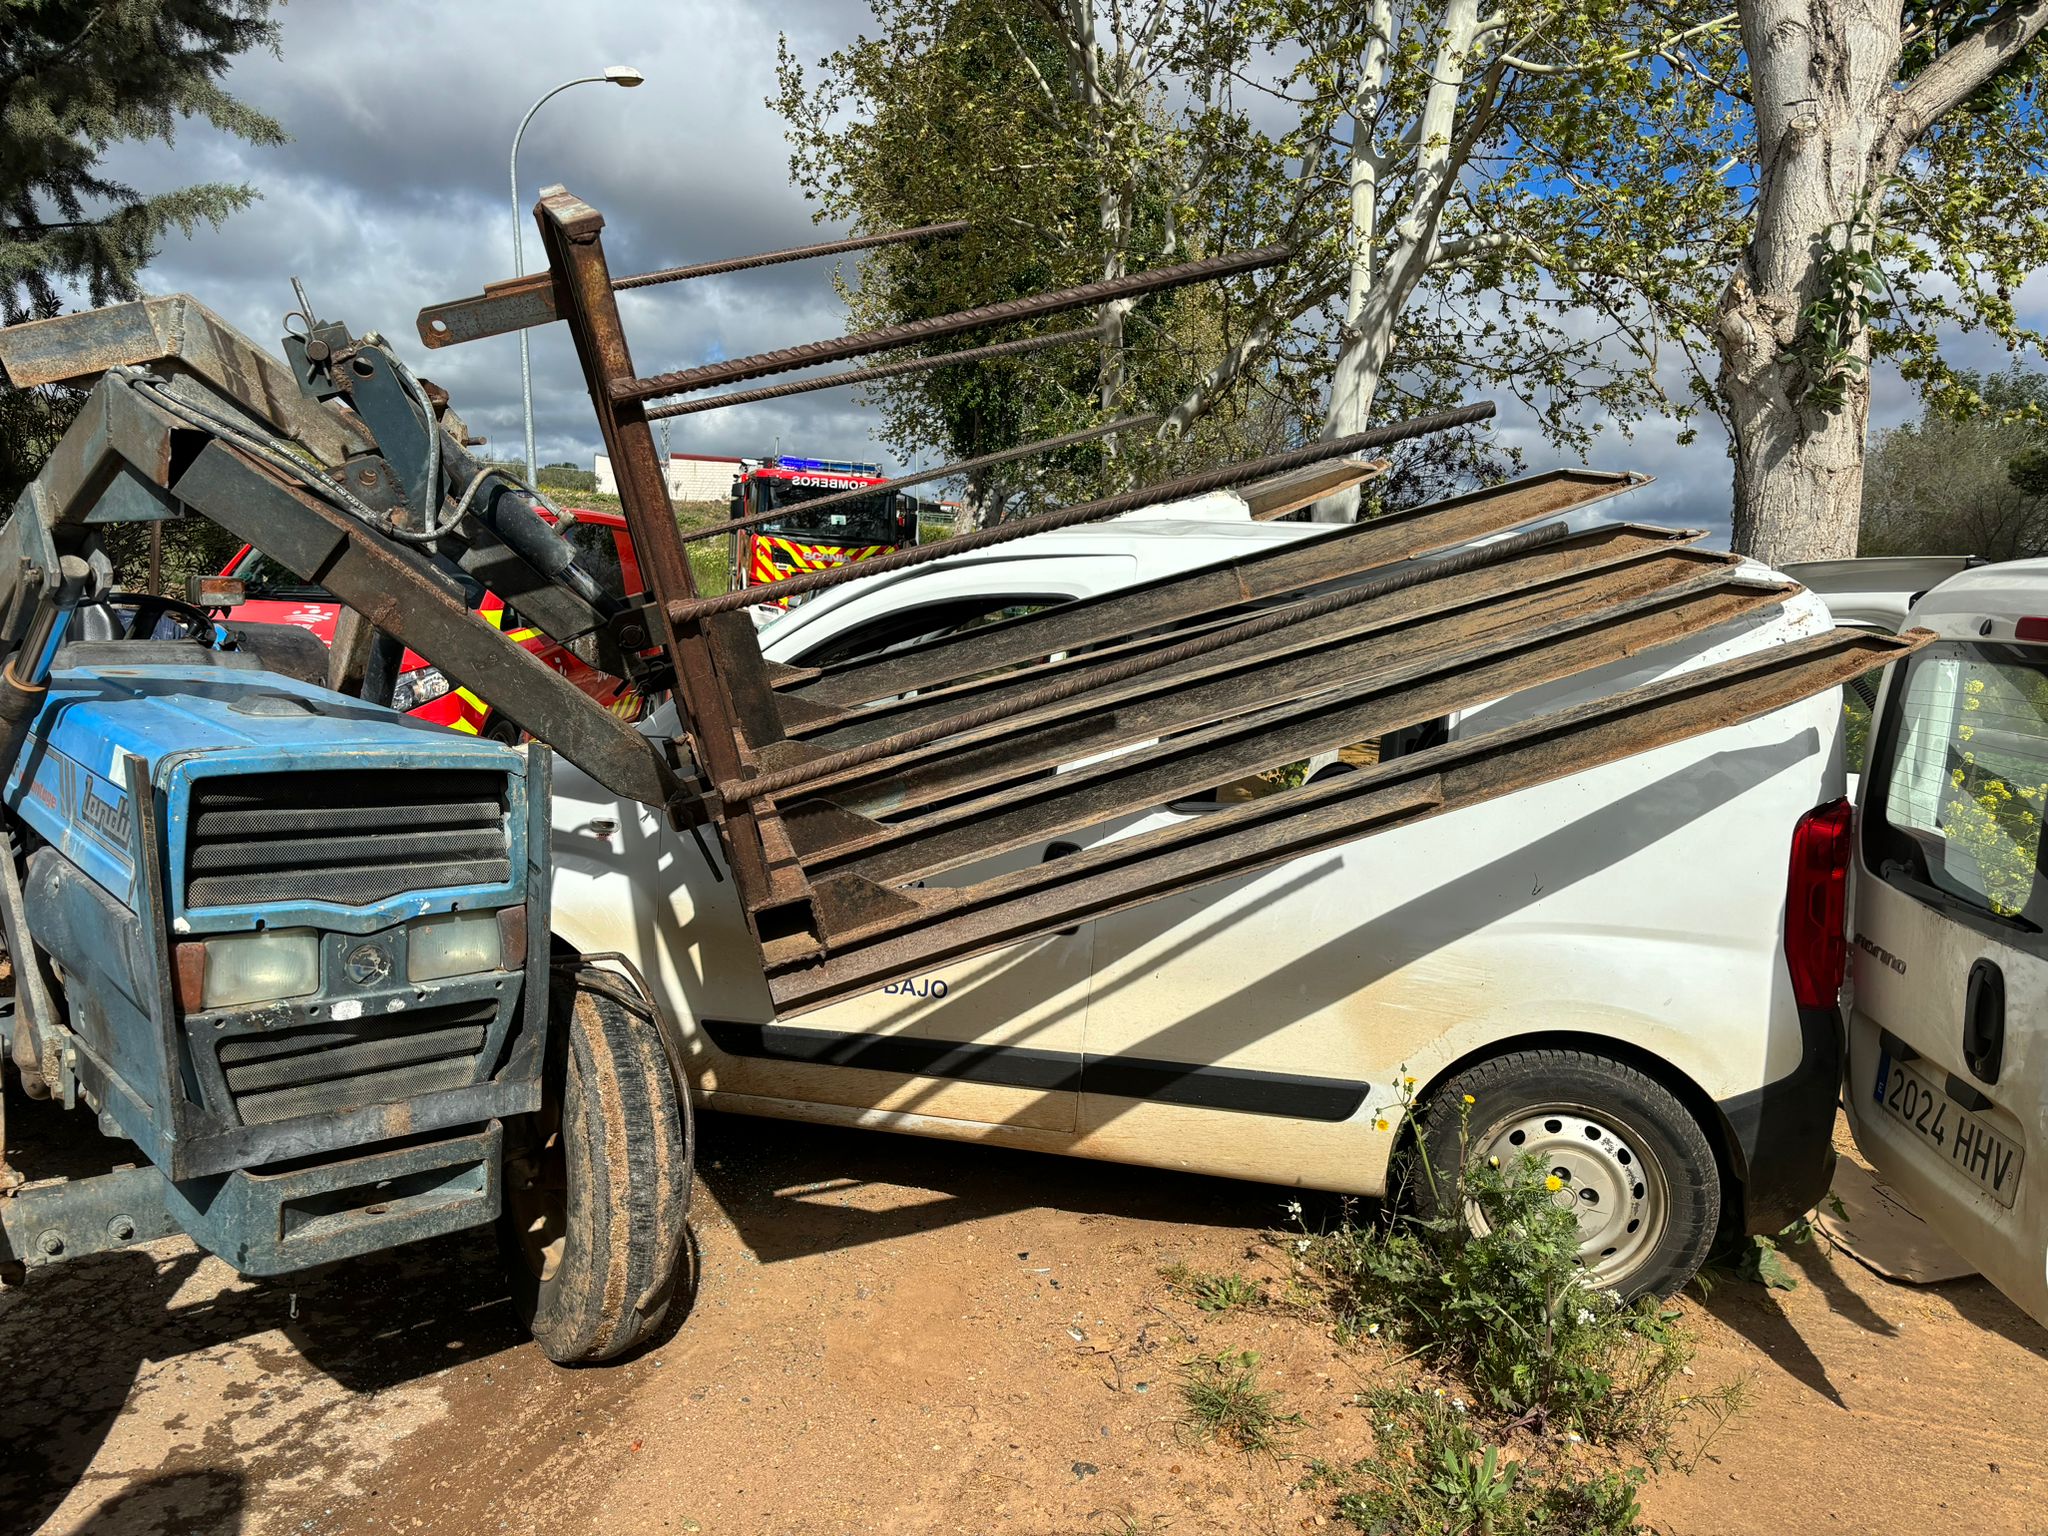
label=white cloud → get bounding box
[100,1,2048,527]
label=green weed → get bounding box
[1328,1387,1648,1535]
[1178,1350,1298,1453]
[1298,1152,1688,1446]
[1160,1263,1261,1312]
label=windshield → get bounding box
[753,479,894,545]
[229,547,331,600]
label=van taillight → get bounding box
[1786,797,1854,1008]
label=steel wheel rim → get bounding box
[1468,1102,1671,1287]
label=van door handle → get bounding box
[1963,958,2005,1084]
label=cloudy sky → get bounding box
[107,1,2048,545]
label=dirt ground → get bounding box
[5,1095,2046,1536]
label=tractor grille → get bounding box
[183,769,512,911]
[217,1000,498,1125]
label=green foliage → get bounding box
[1325,1388,1649,1536]
[773,0,1748,517]
[1161,1263,1262,1312]
[1863,29,2048,425]
[1,0,285,509]
[1297,1150,1688,1444]
[537,465,596,494]
[1862,368,2048,561]
[1781,211,1892,412]
[1178,1350,1298,1452]
[2012,444,2048,497]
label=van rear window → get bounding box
[1867,642,2048,926]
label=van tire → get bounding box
[1412,1048,1720,1301]
[500,976,692,1364]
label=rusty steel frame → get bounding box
[762,627,1929,1012]
[369,185,1933,1005]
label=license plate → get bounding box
[1875,1053,2023,1209]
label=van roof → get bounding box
[1909,557,2048,627]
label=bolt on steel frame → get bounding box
[402,186,1929,1015]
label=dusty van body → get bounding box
[549,495,1847,1295]
[1842,558,2048,1328]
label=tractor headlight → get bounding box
[408,911,502,982]
[390,665,450,714]
[200,929,320,1010]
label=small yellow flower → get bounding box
[1461,1093,1476,1105]
[1374,1118,1391,1132]
[1488,1155,1500,1167]
[1404,1075,1418,1088]
[1544,1174,1565,1193]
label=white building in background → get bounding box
[593,452,743,503]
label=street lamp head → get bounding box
[604,66,645,87]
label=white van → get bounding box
[1842,559,2048,1327]
[550,493,1857,1298]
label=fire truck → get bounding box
[729,455,919,602]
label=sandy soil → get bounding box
[5,1095,2046,1536]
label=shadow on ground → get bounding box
[0,1092,531,1536]
[692,1106,1311,1267]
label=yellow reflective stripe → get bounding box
[505,628,541,643]
[449,719,480,735]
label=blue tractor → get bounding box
[0,295,691,1362]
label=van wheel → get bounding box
[500,972,692,1363]
[1413,1049,1720,1300]
[483,715,523,746]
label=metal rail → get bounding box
[664,404,1498,620]
[646,324,1099,421]
[681,409,1162,544]
[615,244,1292,403]
[416,218,970,349]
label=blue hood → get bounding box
[7,661,526,923]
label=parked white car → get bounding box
[1842,558,2048,1328]
[549,492,1853,1297]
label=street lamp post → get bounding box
[510,65,644,486]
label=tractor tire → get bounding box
[500,969,692,1363]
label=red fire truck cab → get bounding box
[731,456,918,602]
[221,507,652,739]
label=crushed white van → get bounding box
[550,492,1856,1298]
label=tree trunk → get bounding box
[1719,0,1906,566]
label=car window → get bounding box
[230,548,331,600]
[561,520,629,600]
[791,597,1065,668]
[1868,641,2048,928]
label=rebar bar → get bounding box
[647,324,1100,421]
[665,402,1498,621]
[718,519,1573,804]
[614,219,970,291]
[679,409,1161,544]
[618,244,1293,404]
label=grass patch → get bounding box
[1297,1150,1689,1449]
[1178,1350,1298,1453]
[1160,1262,1261,1312]
[1316,1387,1650,1535]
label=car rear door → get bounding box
[1847,581,2048,1326]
